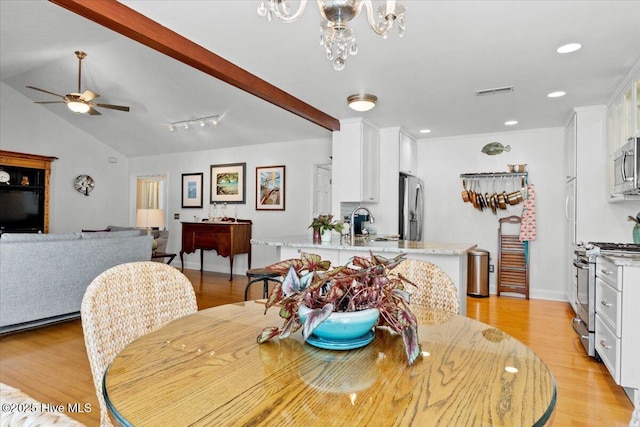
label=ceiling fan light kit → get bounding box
[26,51,130,115]
[67,99,90,114]
[348,93,377,111]
[258,0,406,70]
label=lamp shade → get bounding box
[136,209,165,229]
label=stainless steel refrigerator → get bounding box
[399,174,424,241]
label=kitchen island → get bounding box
[251,235,477,315]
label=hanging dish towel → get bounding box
[519,184,537,241]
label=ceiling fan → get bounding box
[26,51,130,115]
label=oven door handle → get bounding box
[573,260,589,269]
[571,317,590,340]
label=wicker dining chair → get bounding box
[81,261,198,427]
[0,382,86,426]
[392,259,460,314]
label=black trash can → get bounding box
[467,249,489,297]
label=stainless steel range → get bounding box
[572,242,640,357]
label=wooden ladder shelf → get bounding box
[497,215,529,299]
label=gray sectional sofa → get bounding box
[0,230,153,333]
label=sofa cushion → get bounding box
[0,232,81,242]
[81,230,141,239]
[107,225,145,235]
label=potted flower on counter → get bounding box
[256,252,421,365]
[308,214,343,242]
[628,212,640,243]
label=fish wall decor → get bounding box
[481,142,511,156]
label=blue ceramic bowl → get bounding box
[298,305,379,340]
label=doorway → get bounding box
[312,164,332,216]
[135,174,168,224]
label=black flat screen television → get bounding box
[0,190,44,233]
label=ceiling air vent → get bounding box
[475,86,514,96]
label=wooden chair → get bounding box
[0,382,86,426]
[392,259,460,313]
[81,262,198,426]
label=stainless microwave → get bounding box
[613,137,640,195]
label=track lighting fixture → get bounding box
[168,115,222,131]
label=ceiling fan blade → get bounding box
[81,90,99,102]
[94,103,130,112]
[26,86,65,98]
[87,107,101,116]
[35,101,65,105]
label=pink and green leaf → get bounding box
[257,326,280,343]
[302,303,334,339]
[402,325,420,365]
[281,266,301,297]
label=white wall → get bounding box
[0,82,130,232]
[129,138,332,274]
[418,127,567,300]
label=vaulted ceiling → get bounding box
[2,0,639,157]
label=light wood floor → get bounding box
[0,269,634,426]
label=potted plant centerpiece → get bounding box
[257,252,421,364]
[308,214,343,242]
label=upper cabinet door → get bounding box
[361,123,380,202]
[332,119,380,204]
[399,132,417,176]
[564,112,577,181]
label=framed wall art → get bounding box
[256,165,285,211]
[181,172,203,208]
[210,162,246,204]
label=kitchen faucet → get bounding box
[349,206,375,243]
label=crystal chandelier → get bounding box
[257,0,406,71]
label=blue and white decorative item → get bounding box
[298,305,379,350]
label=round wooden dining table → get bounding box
[104,301,556,426]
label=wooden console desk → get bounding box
[180,221,252,280]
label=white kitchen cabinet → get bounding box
[564,107,607,306]
[606,61,640,201]
[564,114,577,311]
[332,118,379,203]
[594,256,640,391]
[399,132,417,176]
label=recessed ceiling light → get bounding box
[504,120,518,126]
[548,91,566,98]
[419,129,431,134]
[556,43,582,54]
[347,94,377,112]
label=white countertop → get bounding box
[251,235,477,256]
[601,253,640,267]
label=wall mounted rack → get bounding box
[460,172,528,179]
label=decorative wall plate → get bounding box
[75,174,95,196]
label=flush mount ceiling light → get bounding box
[556,43,582,54]
[168,115,222,132]
[257,1,407,71]
[419,129,431,134]
[347,94,377,111]
[547,91,566,98]
[504,120,518,126]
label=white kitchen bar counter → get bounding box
[251,235,477,315]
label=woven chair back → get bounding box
[81,261,197,426]
[393,259,460,314]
